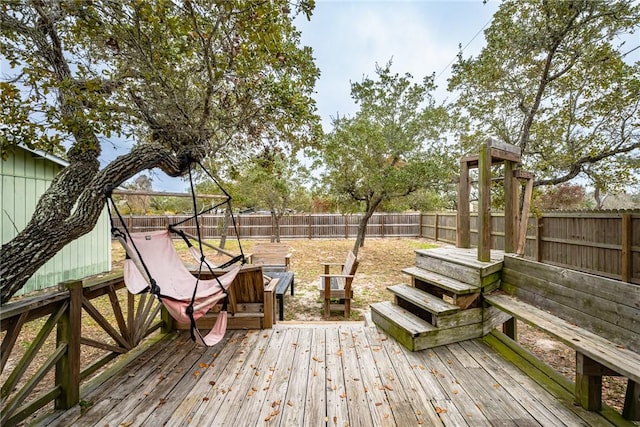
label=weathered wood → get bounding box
[485,293,640,384]
[502,255,640,352]
[504,161,516,254]
[435,307,483,329]
[166,332,244,425]
[112,189,226,199]
[517,176,534,256]
[457,159,471,248]
[248,242,292,271]
[478,142,492,262]
[402,266,479,295]
[483,330,627,426]
[365,327,445,426]
[221,328,289,426]
[349,326,397,426]
[324,327,350,426]
[319,251,358,318]
[340,326,375,427]
[1,312,27,372]
[461,339,584,426]
[39,323,619,426]
[483,305,514,337]
[1,301,67,403]
[576,353,603,412]
[303,328,327,426]
[388,284,461,316]
[623,380,639,420]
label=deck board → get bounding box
[40,323,617,427]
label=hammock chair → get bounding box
[106,161,246,347]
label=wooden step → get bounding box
[401,267,479,295]
[387,284,460,316]
[371,301,483,352]
[414,248,502,288]
[370,301,435,336]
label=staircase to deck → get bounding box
[371,247,504,351]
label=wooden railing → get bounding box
[0,272,164,426]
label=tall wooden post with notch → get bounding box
[457,138,533,261]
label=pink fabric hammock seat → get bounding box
[120,229,240,346]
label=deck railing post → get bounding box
[56,279,83,409]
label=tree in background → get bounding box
[313,63,454,256]
[236,147,309,242]
[0,1,320,302]
[534,183,590,211]
[449,0,640,194]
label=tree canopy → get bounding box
[0,0,320,302]
[449,0,640,194]
[313,63,454,255]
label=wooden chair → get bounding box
[248,242,292,272]
[318,251,358,319]
[172,265,277,330]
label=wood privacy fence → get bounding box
[110,212,422,240]
[421,211,640,285]
[112,210,639,284]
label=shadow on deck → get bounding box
[38,322,615,426]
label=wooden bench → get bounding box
[484,254,640,420]
[248,242,291,272]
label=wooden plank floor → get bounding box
[40,323,614,427]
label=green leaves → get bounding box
[315,62,454,213]
[449,0,640,193]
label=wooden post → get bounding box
[161,305,174,334]
[56,280,82,409]
[622,213,631,282]
[457,161,470,248]
[536,216,543,262]
[434,213,439,242]
[504,161,515,254]
[517,177,534,256]
[478,143,491,262]
[576,353,603,412]
[308,214,312,239]
[503,318,517,340]
[623,379,639,420]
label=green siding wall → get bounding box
[1,147,111,296]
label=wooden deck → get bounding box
[39,323,615,427]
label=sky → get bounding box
[295,0,500,131]
[137,0,501,191]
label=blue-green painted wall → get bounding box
[1,147,111,296]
